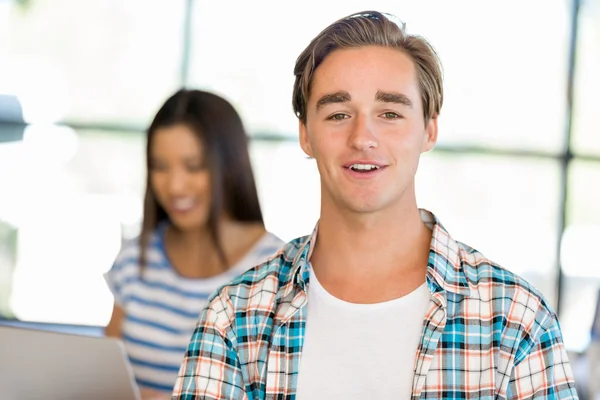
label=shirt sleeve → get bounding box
[104,241,139,308]
[506,314,579,399]
[171,293,248,400]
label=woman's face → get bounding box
[149,124,211,232]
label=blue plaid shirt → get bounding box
[172,210,578,399]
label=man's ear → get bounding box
[422,115,438,153]
[299,119,314,158]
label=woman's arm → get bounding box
[105,303,126,338]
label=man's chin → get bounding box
[340,198,386,214]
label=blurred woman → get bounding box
[104,89,283,398]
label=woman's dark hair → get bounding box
[139,89,264,269]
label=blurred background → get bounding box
[0,0,599,395]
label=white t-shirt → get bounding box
[296,265,431,400]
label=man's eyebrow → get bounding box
[375,90,413,108]
[315,91,351,111]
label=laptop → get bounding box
[0,325,141,400]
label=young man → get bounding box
[172,11,578,400]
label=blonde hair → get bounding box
[292,11,443,125]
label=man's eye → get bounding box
[329,113,348,121]
[382,112,400,119]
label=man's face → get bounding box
[300,45,438,215]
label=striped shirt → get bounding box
[104,223,284,394]
[172,209,578,399]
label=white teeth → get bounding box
[349,164,380,171]
[173,198,195,210]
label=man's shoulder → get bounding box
[456,240,557,322]
[457,241,529,285]
[231,234,308,283]
[203,235,310,324]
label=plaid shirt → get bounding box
[172,210,578,399]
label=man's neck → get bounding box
[309,197,432,303]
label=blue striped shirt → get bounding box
[104,223,284,393]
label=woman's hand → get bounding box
[140,388,171,400]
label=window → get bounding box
[558,0,600,352]
[0,133,563,327]
[560,160,600,352]
[1,0,598,370]
[0,0,185,126]
[190,0,569,153]
[572,0,600,155]
[0,126,145,326]
[250,140,320,242]
[417,153,562,305]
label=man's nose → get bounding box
[348,114,378,151]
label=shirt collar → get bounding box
[285,209,471,298]
[420,209,471,297]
